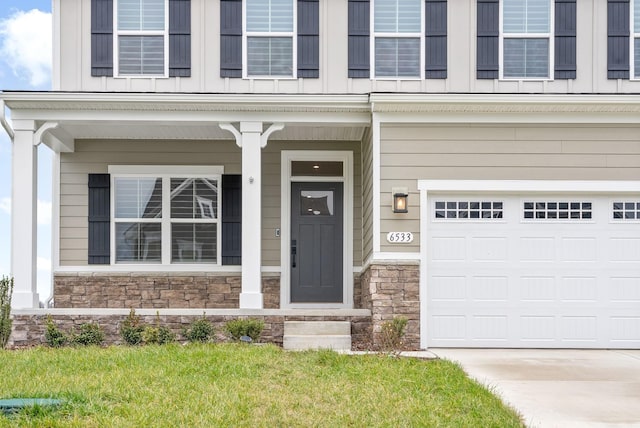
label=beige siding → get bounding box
[379,124,640,253]
[59,139,362,267]
[361,128,374,264]
[57,0,640,94]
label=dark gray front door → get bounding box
[291,182,343,303]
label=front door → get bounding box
[290,182,343,303]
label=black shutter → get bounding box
[298,0,320,78]
[169,0,191,77]
[425,0,447,79]
[91,0,113,77]
[608,0,630,79]
[554,0,576,79]
[222,175,242,265]
[348,0,370,78]
[220,0,243,78]
[476,0,499,79]
[88,174,110,265]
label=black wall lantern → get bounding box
[392,187,408,213]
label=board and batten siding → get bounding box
[379,123,640,253]
[58,0,640,94]
[59,139,362,268]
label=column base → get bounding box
[11,291,40,309]
[239,292,263,309]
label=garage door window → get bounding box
[523,201,592,220]
[613,201,640,220]
[434,201,504,219]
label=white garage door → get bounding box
[426,194,640,349]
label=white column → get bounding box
[239,122,264,309]
[11,120,39,308]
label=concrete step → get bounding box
[283,335,352,351]
[284,321,351,336]
[283,321,352,351]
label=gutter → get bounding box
[0,100,14,140]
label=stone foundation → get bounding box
[361,262,420,350]
[53,273,281,309]
[9,313,372,350]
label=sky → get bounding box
[0,0,53,302]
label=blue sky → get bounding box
[1,0,53,301]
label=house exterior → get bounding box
[2,0,640,349]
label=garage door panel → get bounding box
[427,193,640,349]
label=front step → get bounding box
[283,321,351,351]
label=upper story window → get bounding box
[244,0,295,77]
[634,0,640,78]
[373,0,423,78]
[115,0,168,77]
[500,0,552,79]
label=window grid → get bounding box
[434,201,504,220]
[114,0,168,77]
[244,0,296,78]
[112,173,221,265]
[613,201,640,220]
[500,0,553,80]
[523,201,592,220]
[371,0,424,79]
[633,0,640,79]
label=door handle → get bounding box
[291,240,297,268]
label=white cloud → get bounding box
[0,9,52,87]
[0,198,52,225]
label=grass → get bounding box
[0,344,523,427]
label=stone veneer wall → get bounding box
[9,314,372,349]
[54,273,281,309]
[361,262,420,350]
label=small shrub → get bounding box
[378,317,408,353]
[157,326,176,344]
[44,315,67,348]
[225,318,264,342]
[71,322,105,346]
[143,313,176,345]
[0,276,14,349]
[120,308,144,345]
[184,316,214,343]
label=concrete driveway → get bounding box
[433,349,640,428]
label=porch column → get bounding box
[10,120,39,308]
[220,121,284,309]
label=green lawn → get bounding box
[0,344,523,427]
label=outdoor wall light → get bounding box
[392,188,408,213]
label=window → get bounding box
[115,0,168,76]
[434,201,504,220]
[245,0,295,77]
[523,201,592,220]
[373,0,423,78]
[613,201,640,220]
[501,0,552,79]
[111,167,222,265]
[634,0,640,78]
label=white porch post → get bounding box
[219,121,284,309]
[10,120,39,308]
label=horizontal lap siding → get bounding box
[361,128,374,264]
[59,140,241,266]
[59,139,363,268]
[379,124,640,253]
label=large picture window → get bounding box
[372,0,422,78]
[115,0,168,76]
[245,0,295,77]
[501,0,552,79]
[111,167,222,265]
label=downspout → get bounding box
[0,100,15,140]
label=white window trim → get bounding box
[610,198,640,223]
[521,198,596,223]
[499,0,554,81]
[108,165,224,268]
[242,0,298,79]
[370,0,425,80]
[632,0,639,80]
[113,0,170,78]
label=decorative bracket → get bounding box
[260,123,284,148]
[219,122,242,148]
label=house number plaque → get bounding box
[386,232,414,243]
